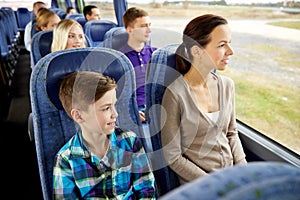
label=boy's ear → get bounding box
[71,108,83,123]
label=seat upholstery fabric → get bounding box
[84,20,117,47]
[103,27,128,50]
[160,161,300,200]
[145,43,181,196]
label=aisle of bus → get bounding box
[0,5,43,198]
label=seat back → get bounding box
[0,7,20,46]
[31,30,92,67]
[30,47,144,200]
[50,8,66,19]
[84,20,117,47]
[65,13,84,20]
[74,16,86,29]
[31,21,38,38]
[31,30,53,66]
[103,27,128,50]
[15,7,31,30]
[145,43,181,196]
[160,162,300,200]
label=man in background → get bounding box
[83,5,101,21]
[119,7,157,123]
[24,1,47,52]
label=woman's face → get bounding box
[65,24,85,49]
[41,14,61,31]
[202,24,234,71]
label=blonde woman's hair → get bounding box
[51,19,86,52]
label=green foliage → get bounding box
[268,21,300,30]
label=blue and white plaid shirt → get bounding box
[53,127,156,199]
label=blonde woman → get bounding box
[36,8,60,32]
[51,19,87,52]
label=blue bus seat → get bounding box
[160,162,300,200]
[65,13,84,20]
[145,43,181,196]
[0,7,20,56]
[0,7,20,45]
[74,16,86,29]
[84,20,117,47]
[0,11,17,74]
[50,8,66,19]
[29,47,144,200]
[15,7,31,31]
[30,21,38,38]
[103,26,128,50]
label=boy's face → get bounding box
[78,88,118,135]
[128,16,151,43]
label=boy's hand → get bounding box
[139,111,146,122]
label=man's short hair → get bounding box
[123,7,148,28]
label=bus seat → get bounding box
[103,27,128,50]
[30,30,92,67]
[50,8,66,19]
[145,43,181,196]
[29,47,144,200]
[65,13,84,20]
[0,7,20,56]
[74,16,86,29]
[0,12,17,74]
[160,161,300,200]
[30,21,38,38]
[84,20,117,47]
[31,30,53,67]
[1,7,20,44]
[15,7,31,31]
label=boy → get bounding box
[119,7,157,123]
[52,71,156,199]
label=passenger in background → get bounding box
[63,6,77,19]
[24,1,46,51]
[161,14,247,185]
[83,5,101,22]
[35,8,60,32]
[52,71,156,199]
[119,7,157,123]
[51,19,86,52]
[66,6,77,15]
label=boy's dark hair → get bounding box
[83,5,98,20]
[59,71,116,119]
[122,7,148,28]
